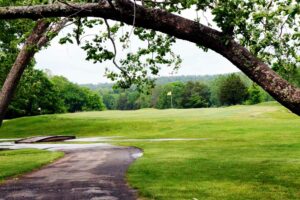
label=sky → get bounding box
[35,10,239,84]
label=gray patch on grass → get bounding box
[68,137,209,142]
[0,142,112,151]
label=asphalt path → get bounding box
[0,146,142,200]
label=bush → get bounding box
[246,84,262,105]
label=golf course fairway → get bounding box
[1,102,300,199]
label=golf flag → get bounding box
[167,91,172,96]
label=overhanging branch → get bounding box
[0,1,222,50]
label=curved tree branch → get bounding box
[103,18,125,74]
[0,1,300,115]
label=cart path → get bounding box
[0,146,142,200]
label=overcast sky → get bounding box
[35,11,239,84]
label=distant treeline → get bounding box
[86,74,274,110]
[0,69,277,119]
[81,75,219,89]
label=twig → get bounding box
[104,18,126,74]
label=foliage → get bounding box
[100,87,150,110]
[209,75,227,107]
[1,70,106,119]
[101,89,118,110]
[0,14,35,86]
[218,74,249,106]
[156,82,185,109]
[81,74,219,90]
[246,84,263,105]
[285,67,300,87]
[5,69,64,118]
[61,19,182,91]
[50,76,105,112]
[0,0,59,119]
[2,70,272,117]
[0,16,62,119]
[182,81,211,108]
[0,4,105,118]
[96,73,274,110]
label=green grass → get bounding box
[1,102,300,199]
[0,149,63,182]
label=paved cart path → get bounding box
[0,146,142,200]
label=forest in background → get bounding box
[3,66,300,119]
[83,73,274,110]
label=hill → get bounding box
[81,74,235,90]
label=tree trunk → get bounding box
[0,18,68,126]
[0,20,49,126]
[0,1,299,115]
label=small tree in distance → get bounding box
[182,81,211,108]
[218,74,248,106]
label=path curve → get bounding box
[0,146,142,200]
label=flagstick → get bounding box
[167,91,173,109]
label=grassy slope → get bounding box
[0,149,63,182]
[1,102,300,199]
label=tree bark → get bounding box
[0,18,68,126]
[0,1,300,115]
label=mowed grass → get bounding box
[1,102,300,199]
[0,149,63,182]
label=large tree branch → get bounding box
[0,1,300,115]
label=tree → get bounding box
[51,76,105,112]
[0,16,68,125]
[99,87,151,110]
[5,69,65,118]
[209,75,227,107]
[182,81,210,108]
[101,90,118,110]
[137,93,151,109]
[246,84,263,105]
[116,93,128,110]
[0,0,300,118]
[81,87,106,111]
[150,85,163,108]
[218,74,248,106]
[157,82,184,109]
[0,20,49,125]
